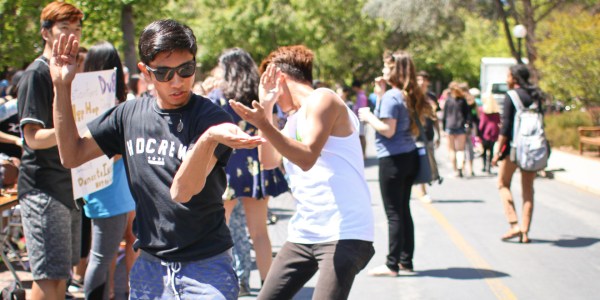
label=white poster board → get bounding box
[70,69,116,198]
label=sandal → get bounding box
[501,229,522,241]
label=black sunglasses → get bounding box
[145,60,196,82]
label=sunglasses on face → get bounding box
[145,60,196,82]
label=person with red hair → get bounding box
[231,45,374,300]
[17,2,84,299]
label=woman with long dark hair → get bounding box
[360,51,432,276]
[492,64,545,244]
[81,41,136,299]
[213,48,288,295]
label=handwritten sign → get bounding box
[70,69,116,198]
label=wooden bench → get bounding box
[578,126,600,156]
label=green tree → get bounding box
[536,6,600,106]
[408,12,510,89]
[363,1,510,89]
[190,0,387,84]
[0,0,180,73]
[74,0,180,73]
[0,0,45,69]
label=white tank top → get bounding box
[282,102,374,243]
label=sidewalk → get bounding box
[546,149,600,195]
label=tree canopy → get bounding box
[189,0,386,84]
[0,0,597,106]
[536,6,600,105]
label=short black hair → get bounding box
[138,19,197,65]
[351,79,362,88]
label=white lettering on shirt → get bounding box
[177,144,188,160]
[126,140,134,156]
[146,138,156,154]
[169,141,176,157]
[136,138,145,153]
[125,138,188,165]
[157,140,168,156]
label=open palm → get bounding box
[258,64,284,105]
[49,34,79,85]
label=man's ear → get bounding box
[41,27,50,42]
[138,62,149,77]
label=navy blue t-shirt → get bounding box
[87,94,233,262]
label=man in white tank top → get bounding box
[230,45,374,300]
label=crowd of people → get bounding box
[0,1,549,299]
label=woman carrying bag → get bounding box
[492,64,546,244]
[359,51,431,276]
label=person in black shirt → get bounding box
[492,64,545,244]
[17,3,84,299]
[442,82,471,177]
[49,20,263,300]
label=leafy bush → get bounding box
[545,111,594,149]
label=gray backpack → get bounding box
[508,90,548,171]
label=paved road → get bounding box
[1,130,598,300]
[252,132,600,300]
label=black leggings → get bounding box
[481,140,496,170]
[378,149,419,271]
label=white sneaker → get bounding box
[368,265,398,277]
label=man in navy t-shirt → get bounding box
[49,20,263,300]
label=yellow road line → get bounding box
[422,203,518,300]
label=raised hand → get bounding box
[206,123,265,149]
[49,34,79,86]
[258,64,284,105]
[229,100,270,129]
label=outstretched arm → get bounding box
[170,122,264,203]
[51,34,104,168]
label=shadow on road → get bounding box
[416,267,509,280]
[530,236,600,248]
[431,199,485,204]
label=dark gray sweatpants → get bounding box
[258,240,374,300]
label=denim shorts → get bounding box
[446,127,466,135]
[130,249,239,300]
[20,191,81,280]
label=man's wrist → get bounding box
[199,127,215,143]
[54,83,72,91]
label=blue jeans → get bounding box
[130,250,239,300]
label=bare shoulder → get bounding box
[306,88,345,110]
